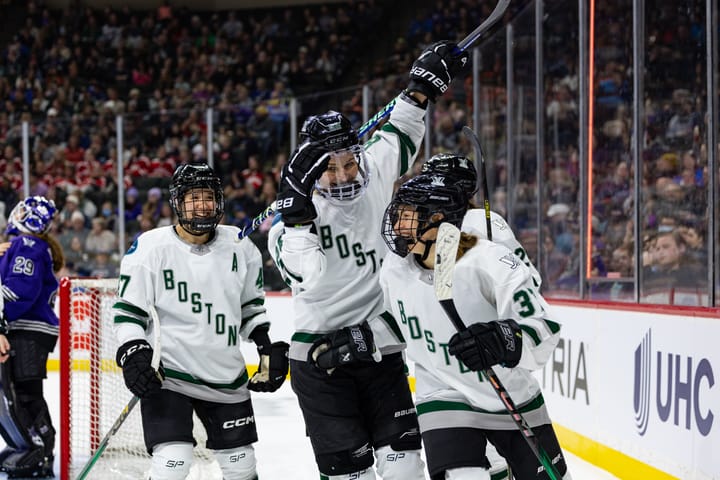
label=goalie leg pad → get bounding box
[213,445,257,480]
[3,447,53,479]
[374,445,425,480]
[148,442,193,480]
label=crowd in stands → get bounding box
[0,0,717,304]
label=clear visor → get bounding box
[315,145,370,203]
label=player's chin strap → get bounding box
[416,220,444,263]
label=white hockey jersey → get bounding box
[462,209,542,288]
[268,97,425,362]
[113,225,268,403]
[379,239,560,429]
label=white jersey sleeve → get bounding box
[267,96,426,361]
[113,225,268,403]
[462,209,542,288]
[456,240,559,371]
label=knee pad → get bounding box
[374,445,425,480]
[444,467,492,480]
[316,442,374,476]
[213,445,257,480]
[148,442,193,480]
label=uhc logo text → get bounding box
[633,329,714,436]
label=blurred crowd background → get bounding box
[0,0,717,305]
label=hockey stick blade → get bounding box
[462,126,493,241]
[433,223,466,331]
[433,222,562,480]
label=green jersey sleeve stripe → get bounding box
[543,318,561,334]
[241,298,265,308]
[380,311,405,343]
[164,368,249,389]
[113,315,147,329]
[113,301,148,317]
[241,311,265,328]
[520,325,541,346]
[292,332,324,343]
[381,123,416,174]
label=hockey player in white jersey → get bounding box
[113,162,289,480]
[421,152,542,288]
[268,41,469,479]
[379,174,571,479]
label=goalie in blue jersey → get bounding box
[0,196,64,478]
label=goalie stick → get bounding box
[433,222,561,480]
[462,125,493,242]
[237,0,511,239]
[75,305,163,480]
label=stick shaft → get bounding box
[239,0,511,239]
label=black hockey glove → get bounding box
[248,341,290,393]
[448,320,522,372]
[308,322,381,374]
[116,339,165,399]
[408,41,470,103]
[276,141,330,225]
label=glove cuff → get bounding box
[400,89,429,109]
[407,80,438,103]
[116,339,151,367]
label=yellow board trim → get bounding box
[553,423,678,480]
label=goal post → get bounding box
[58,277,220,479]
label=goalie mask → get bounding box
[420,153,478,201]
[170,162,224,235]
[6,196,57,236]
[301,110,370,204]
[382,175,467,257]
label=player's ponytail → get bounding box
[42,233,65,273]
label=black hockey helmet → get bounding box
[300,110,359,151]
[382,174,467,257]
[301,110,369,203]
[420,153,478,201]
[170,162,224,235]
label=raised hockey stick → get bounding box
[357,0,510,138]
[462,126,493,242]
[237,0,511,239]
[433,222,561,480]
[75,305,163,480]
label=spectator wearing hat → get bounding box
[141,187,164,224]
[85,217,118,256]
[58,195,84,230]
[58,210,89,254]
[123,187,143,232]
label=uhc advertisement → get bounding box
[541,302,719,479]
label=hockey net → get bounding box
[59,277,222,479]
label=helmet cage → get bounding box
[7,196,57,236]
[381,176,467,257]
[170,164,225,235]
[314,145,370,204]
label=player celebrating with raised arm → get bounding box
[268,42,469,479]
[0,196,64,478]
[379,175,571,479]
[113,163,288,480]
